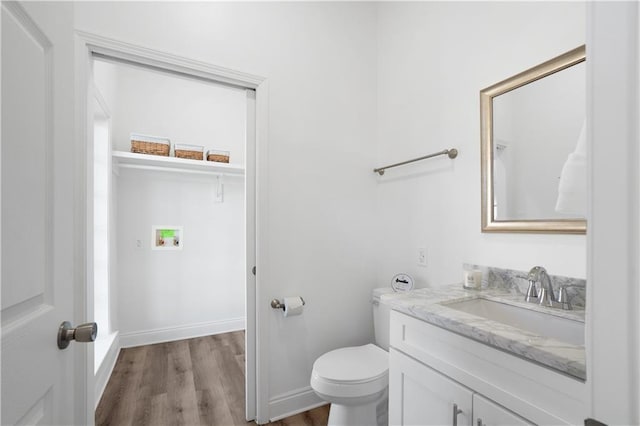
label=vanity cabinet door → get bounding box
[389,348,473,426]
[473,394,533,426]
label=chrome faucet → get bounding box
[526,266,558,308]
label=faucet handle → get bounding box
[525,280,538,302]
[557,286,572,310]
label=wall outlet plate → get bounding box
[417,247,427,266]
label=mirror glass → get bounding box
[481,46,586,233]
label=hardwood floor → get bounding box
[96,331,329,426]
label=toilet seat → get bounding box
[310,344,388,399]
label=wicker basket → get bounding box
[175,144,204,160]
[130,133,170,156]
[206,149,230,163]
[175,150,203,160]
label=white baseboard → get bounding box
[268,386,326,422]
[94,332,121,408]
[119,317,245,348]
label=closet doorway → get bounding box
[85,42,261,423]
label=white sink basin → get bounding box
[445,298,584,346]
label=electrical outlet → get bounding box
[136,239,143,249]
[417,247,427,266]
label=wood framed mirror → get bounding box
[480,45,586,234]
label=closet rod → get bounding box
[373,148,458,176]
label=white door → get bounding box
[1,2,88,425]
[389,348,473,426]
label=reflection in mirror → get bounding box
[493,62,585,220]
[481,45,586,234]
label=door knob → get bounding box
[57,321,97,349]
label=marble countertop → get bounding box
[375,284,586,381]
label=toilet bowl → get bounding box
[310,290,394,426]
[311,344,388,426]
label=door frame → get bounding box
[586,2,640,423]
[74,31,270,423]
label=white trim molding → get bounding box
[75,30,264,89]
[254,79,271,425]
[94,332,121,409]
[587,2,640,424]
[268,386,326,422]
[119,318,245,348]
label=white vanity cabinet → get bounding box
[389,348,473,425]
[389,310,588,425]
[389,348,531,426]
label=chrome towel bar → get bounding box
[373,148,458,176]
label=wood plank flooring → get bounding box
[96,331,329,426]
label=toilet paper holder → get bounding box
[270,297,305,310]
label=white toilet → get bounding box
[310,292,392,426]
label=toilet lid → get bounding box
[312,344,388,383]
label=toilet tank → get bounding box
[372,291,392,351]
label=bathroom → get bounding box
[1,1,638,425]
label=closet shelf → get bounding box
[112,151,245,177]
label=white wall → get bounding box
[375,2,587,291]
[115,169,245,344]
[76,3,379,417]
[92,59,247,346]
[97,60,246,164]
